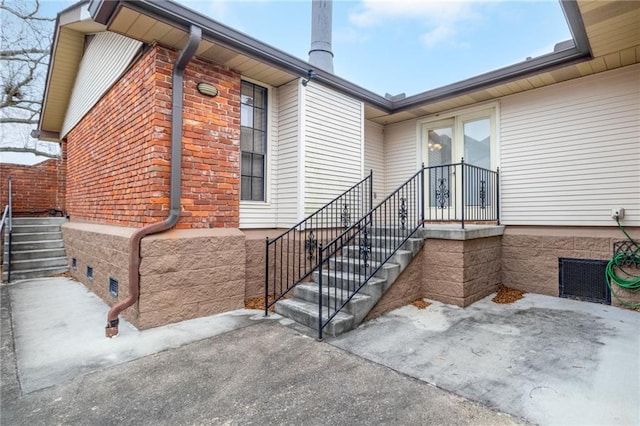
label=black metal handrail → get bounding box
[265,171,373,312]
[316,160,499,338]
[425,159,500,228]
[317,168,424,339]
[2,177,13,282]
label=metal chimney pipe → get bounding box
[308,0,334,73]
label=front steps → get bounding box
[2,217,68,282]
[275,227,426,337]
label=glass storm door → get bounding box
[423,122,456,221]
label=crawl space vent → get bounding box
[558,258,610,304]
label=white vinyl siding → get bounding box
[239,80,279,228]
[383,119,419,195]
[61,32,142,137]
[364,120,385,201]
[500,63,640,226]
[275,80,300,227]
[303,83,363,213]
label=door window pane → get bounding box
[426,126,453,208]
[463,118,490,169]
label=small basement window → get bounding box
[559,258,610,304]
[71,258,77,270]
[109,277,118,297]
[87,266,93,280]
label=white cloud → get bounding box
[348,0,482,48]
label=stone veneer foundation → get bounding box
[64,222,246,329]
[502,226,640,308]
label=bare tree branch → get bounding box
[0,146,59,158]
[0,0,55,22]
[1,48,50,58]
[0,117,38,124]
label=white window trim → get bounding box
[240,76,274,206]
[416,101,500,170]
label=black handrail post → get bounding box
[369,169,373,212]
[264,237,269,316]
[496,167,501,225]
[317,243,324,341]
[7,176,12,283]
[420,163,425,227]
[460,160,465,229]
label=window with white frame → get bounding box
[240,81,267,201]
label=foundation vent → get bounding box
[109,277,118,297]
[559,258,610,304]
[71,258,77,270]
[87,266,93,280]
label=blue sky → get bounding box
[42,0,572,97]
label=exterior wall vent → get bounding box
[71,257,77,270]
[559,258,610,304]
[109,277,118,297]
[87,266,93,280]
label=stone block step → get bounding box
[274,298,354,337]
[5,231,62,243]
[3,256,68,272]
[10,217,67,226]
[2,265,68,282]
[293,282,371,317]
[8,247,67,261]
[4,239,64,251]
[368,235,424,254]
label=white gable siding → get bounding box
[275,80,300,227]
[384,119,419,195]
[500,64,640,226]
[239,81,280,228]
[303,83,363,214]
[364,120,385,201]
[61,32,142,137]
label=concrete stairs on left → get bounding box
[2,217,68,282]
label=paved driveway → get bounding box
[330,294,640,425]
[2,277,638,425]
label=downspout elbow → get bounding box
[106,25,202,338]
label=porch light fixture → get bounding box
[197,82,218,97]
[302,69,317,87]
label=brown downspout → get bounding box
[106,25,202,337]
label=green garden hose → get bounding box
[605,219,640,307]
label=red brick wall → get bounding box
[0,156,65,215]
[65,45,240,228]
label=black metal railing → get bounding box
[316,168,424,339]
[265,171,373,313]
[425,159,499,228]
[2,177,13,282]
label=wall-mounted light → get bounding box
[302,69,317,87]
[197,82,219,97]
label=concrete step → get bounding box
[4,239,64,251]
[343,246,414,270]
[2,265,68,282]
[8,224,63,234]
[8,247,67,261]
[293,282,372,318]
[274,298,354,337]
[3,256,68,272]
[368,235,424,254]
[5,231,62,243]
[10,217,67,226]
[329,257,401,283]
[311,270,387,298]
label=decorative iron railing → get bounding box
[264,171,373,313]
[316,168,424,339]
[2,177,13,282]
[425,159,499,227]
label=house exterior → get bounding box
[32,0,639,331]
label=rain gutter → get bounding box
[105,24,202,337]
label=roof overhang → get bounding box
[37,0,640,138]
